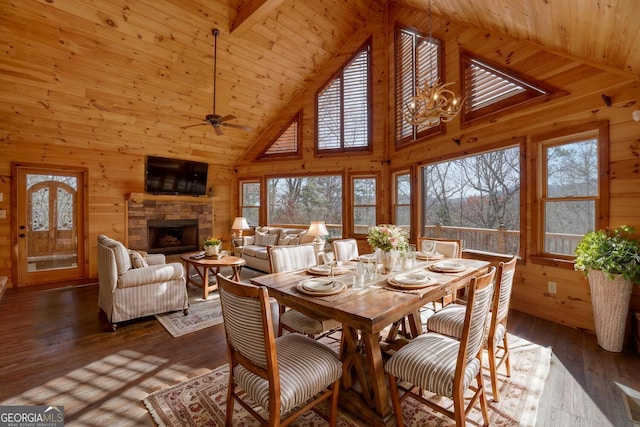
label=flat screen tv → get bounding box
[145,156,208,196]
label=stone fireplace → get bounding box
[127,194,213,254]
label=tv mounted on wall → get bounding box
[145,155,209,196]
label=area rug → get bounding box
[143,333,551,426]
[155,284,224,337]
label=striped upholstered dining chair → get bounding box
[426,255,518,401]
[385,267,496,427]
[332,238,359,262]
[268,243,341,338]
[217,273,342,426]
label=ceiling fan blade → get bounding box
[222,123,253,132]
[218,114,236,123]
[180,122,208,129]
[214,125,224,136]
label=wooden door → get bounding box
[13,164,87,286]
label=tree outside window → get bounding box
[267,176,343,237]
[240,181,260,226]
[421,145,521,255]
[353,176,376,234]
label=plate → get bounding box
[297,278,346,296]
[415,252,444,260]
[307,265,350,275]
[429,261,467,273]
[387,272,437,289]
[358,254,377,262]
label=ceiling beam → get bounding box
[231,0,286,36]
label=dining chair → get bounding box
[419,237,464,310]
[385,266,496,427]
[268,243,342,338]
[332,238,359,262]
[426,255,517,401]
[217,274,342,426]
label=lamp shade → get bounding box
[307,221,329,237]
[231,217,249,230]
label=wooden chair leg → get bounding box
[277,304,286,337]
[453,386,466,427]
[225,374,236,426]
[503,334,512,377]
[329,379,340,426]
[487,340,500,401]
[387,374,404,427]
[477,369,490,426]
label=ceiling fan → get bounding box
[181,29,252,135]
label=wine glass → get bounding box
[322,250,335,266]
[422,240,436,259]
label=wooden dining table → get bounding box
[250,256,491,426]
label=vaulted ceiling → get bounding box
[2,0,639,168]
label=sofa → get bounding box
[234,226,315,272]
[97,234,189,330]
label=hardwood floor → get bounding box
[0,279,638,426]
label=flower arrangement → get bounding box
[203,237,222,247]
[367,224,409,252]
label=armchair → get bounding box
[97,235,188,330]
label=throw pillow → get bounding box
[130,251,149,268]
[254,230,268,246]
[262,233,278,246]
[278,235,293,246]
[287,233,301,245]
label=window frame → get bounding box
[350,174,378,236]
[315,38,372,155]
[530,121,609,267]
[239,179,262,226]
[394,25,445,147]
[418,138,526,258]
[258,111,302,160]
[392,168,412,239]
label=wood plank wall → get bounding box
[0,1,638,338]
[235,4,640,337]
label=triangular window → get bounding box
[260,112,302,160]
[461,52,560,124]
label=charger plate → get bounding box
[307,265,350,275]
[415,252,444,260]
[429,261,467,273]
[297,278,346,296]
[387,272,437,289]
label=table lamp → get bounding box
[231,216,250,239]
[307,221,329,252]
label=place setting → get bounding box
[387,270,438,290]
[296,277,346,296]
[428,260,468,273]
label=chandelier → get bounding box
[403,0,464,128]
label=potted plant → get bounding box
[367,224,409,273]
[575,225,640,352]
[203,237,222,256]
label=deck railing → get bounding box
[423,224,520,255]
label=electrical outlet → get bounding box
[0,210,6,219]
[548,281,557,294]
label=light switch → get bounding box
[0,192,3,202]
[0,210,6,219]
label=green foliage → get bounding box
[203,237,221,246]
[367,224,409,252]
[574,225,640,284]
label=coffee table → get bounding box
[180,252,246,299]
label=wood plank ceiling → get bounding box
[2,0,639,167]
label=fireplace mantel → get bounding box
[126,192,215,204]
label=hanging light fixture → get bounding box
[403,0,464,128]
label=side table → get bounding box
[180,252,246,299]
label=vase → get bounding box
[382,250,399,274]
[588,270,634,352]
[204,244,220,256]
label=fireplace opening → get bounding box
[147,219,198,254]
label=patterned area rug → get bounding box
[156,267,264,337]
[143,334,551,426]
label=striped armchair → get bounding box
[385,267,496,427]
[217,273,342,426]
[97,235,188,330]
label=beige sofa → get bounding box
[234,226,315,272]
[97,235,189,330]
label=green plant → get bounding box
[574,225,640,283]
[203,237,221,246]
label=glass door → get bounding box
[14,165,86,286]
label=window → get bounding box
[420,144,522,255]
[534,122,609,258]
[260,112,301,159]
[393,171,411,235]
[395,26,443,145]
[267,176,343,237]
[352,176,377,235]
[316,40,371,153]
[460,52,559,125]
[240,181,260,226]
